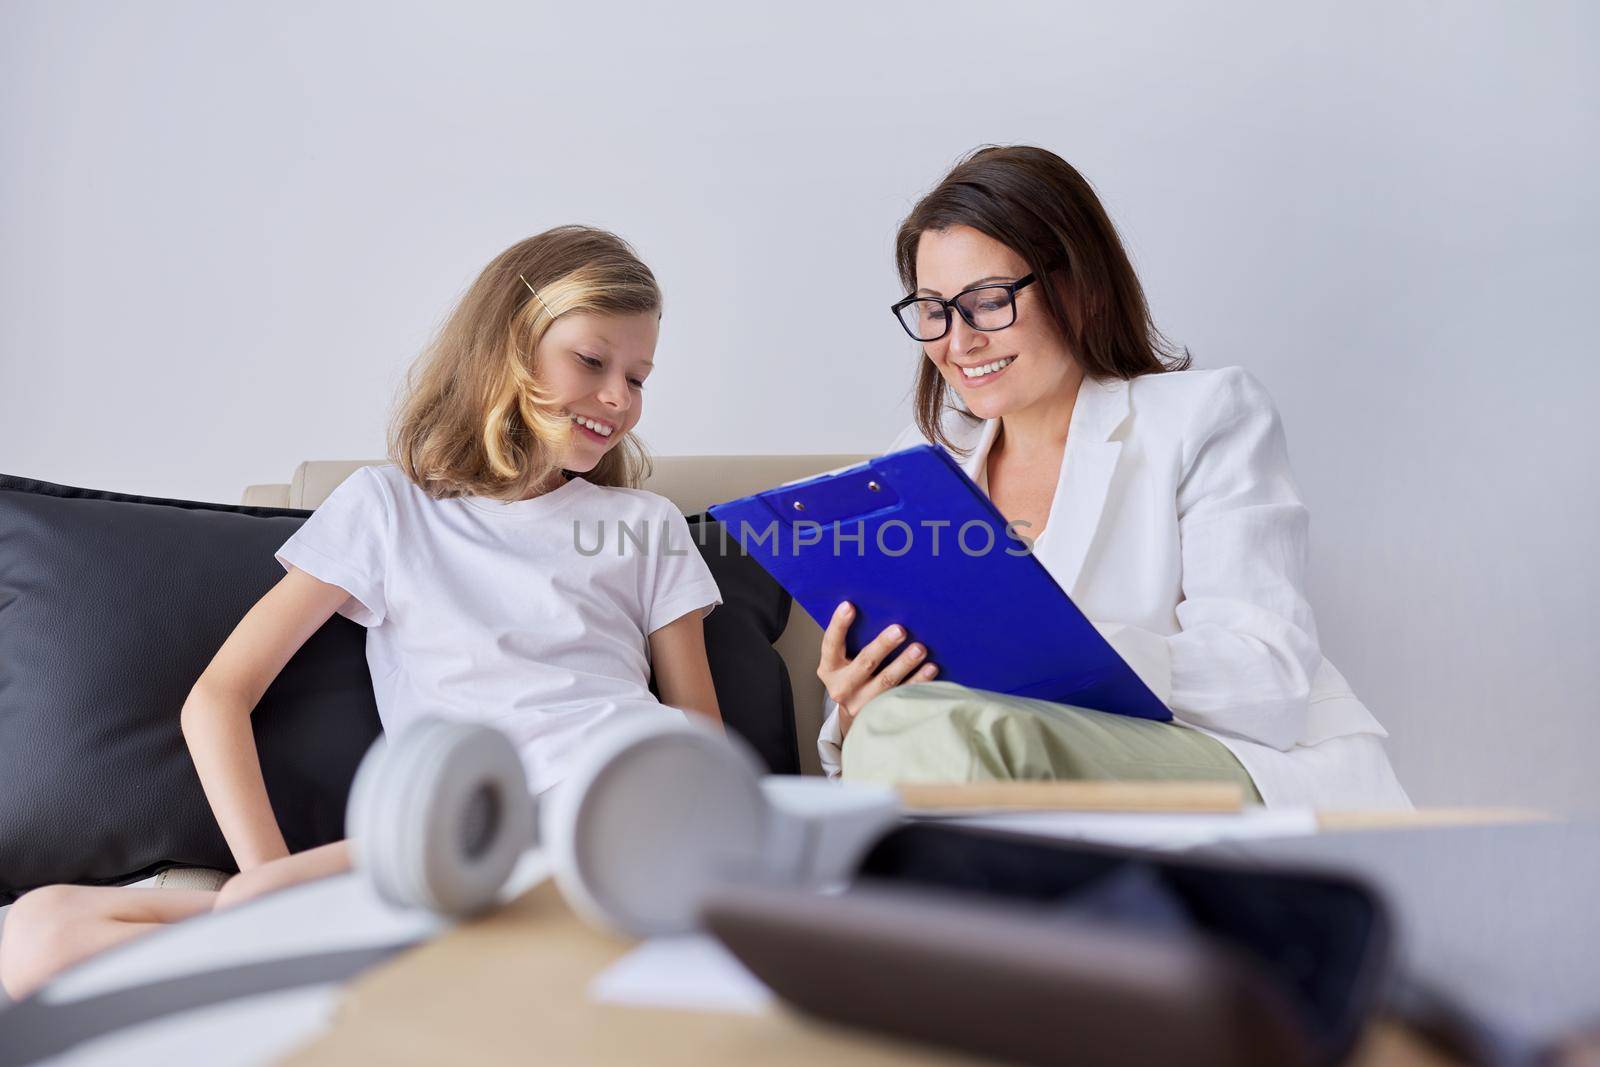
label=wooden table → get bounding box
[280,808,1550,1067]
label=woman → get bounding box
[816,146,1409,810]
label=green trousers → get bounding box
[841,681,1262,803]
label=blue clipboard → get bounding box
[708,445,1171,722]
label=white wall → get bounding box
[3,1,1596,810]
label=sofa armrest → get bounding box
[241,483,292,509]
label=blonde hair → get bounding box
[391,226,661,499]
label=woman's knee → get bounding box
[859,682,1040,736]
[847,685,1084,781]
[857,680,974,727]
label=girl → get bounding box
[0,226,723,999]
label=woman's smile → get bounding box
[953,355,1017,388]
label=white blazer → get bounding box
[818,366,1412,810]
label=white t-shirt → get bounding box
[276,464,722,792]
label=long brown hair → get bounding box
[391,226,660,499]
[895,145,1187,451]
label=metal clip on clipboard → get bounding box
[757,468,904,527]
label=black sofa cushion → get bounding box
[684,514,798,776]
[0,475,381,903]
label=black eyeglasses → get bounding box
[890,273,1036,342]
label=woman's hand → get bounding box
[817,602,938,739]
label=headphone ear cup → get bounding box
[544,717,770,937]
[345,733,390,886]
[348,718,535,916]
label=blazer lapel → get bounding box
[1039,376,1131,595]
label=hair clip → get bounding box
[519,274,556,320]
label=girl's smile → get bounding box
[533,310,660,472]
[570,414,617,442]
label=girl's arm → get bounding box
[648,611,722,729]
[180,566,352,870]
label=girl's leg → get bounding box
[841,680,1262,801]
[213,840,352,910]
[1,843,354,1000]
[0,885,217,1000]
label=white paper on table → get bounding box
[919,806,1320,851]
[589,935,774,1015]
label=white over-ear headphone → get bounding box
[347,715,901,936]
